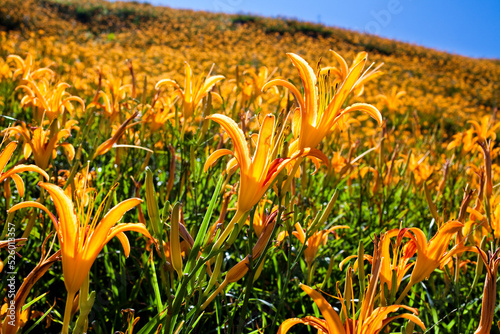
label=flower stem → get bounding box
[212,210,245,251]
[395,282,413,304]
[201,281,227,310]
[281,157,304,196]
[62,291,76,334]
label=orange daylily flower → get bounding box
[204,113,328,250]
[87,70,133,122]
[156,62,224,122]
[205,113,328,213]
[468,115,500,144]
[16,79,85,122]
[142,96,177,132]
[263,51,382,152]
[0,141,49,196]
[396,221,476,303]
[320,50,383,97]
[8,182,151,334]
[379,229,416,301]
[341,229,418,304]
[279,235,425,334]
[475,249,500,334]
[7,53,54,81]
[5,122,77,170]
[376,87,406,112]
[293,222,349,270]
[447,127,477,152]
[399,152,434,187]
[280,285,424,334]
[241,66,278,106]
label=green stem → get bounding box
[201,281,227,310]
[62,291,76,334]
[281,157,304,197]
[212,210,245,251]
[150,253,163,313]
[395,282,413,305]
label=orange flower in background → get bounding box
[279,235,425,334]
[142,96,177,132]
[241,66,278,106]
[293,222,349,270]
[7,53,54,81]
[156,62,224,123]
[401,152,434,186]
[468,115,500,144]
[396,221,476,303]
[376,86,406,111]
[16,79,85,123]
[0,141,49,195]
[8,182,151,334]
[5,122,76,170]
[379,228,416,301]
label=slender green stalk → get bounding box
[62,291,76,334]
[211,209,245,251]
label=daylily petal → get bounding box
[278,316,329,334]
[294,147,330,169]
[59,142,75,161]
[252,114,275,181]
[0,164,49,182]
[8,201,59,232]
[334,103,382,127]
[287,53,318,127]
[207,114,251,171]
[10,174,24,197]
[38,182,77,252]
[184,62,192,103]
[323,57,366,127]
[196,75,225,105]
[0,141,17,173]
[155,78,181,91]
[300,284,345,334]
[293,222,306,244]
[88,198,143,256]
[329,50,349,78]
[204,149,234,172]
[110,232,130,257]
[262,79,305,111]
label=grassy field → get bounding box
[0,0,499,333]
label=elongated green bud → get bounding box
[470,236,487,293]
[357,241,366,304]
[145,167,162,239]
[205,253,224,295]
[424,182,440,226]
[170,202,183,278]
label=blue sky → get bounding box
[125,0,500,59]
